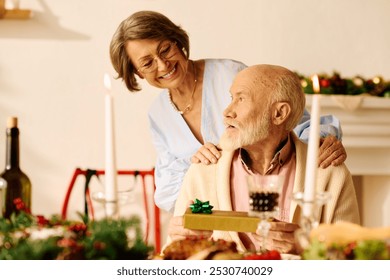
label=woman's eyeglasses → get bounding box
[136,42,178,74]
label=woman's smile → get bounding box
[160,65,177,79]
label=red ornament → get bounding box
[69,223,87,237]
[244,250,282,260]
[36,215,49,226]
[320,79,330,88]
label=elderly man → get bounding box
[166,64,360,254]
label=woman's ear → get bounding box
[273,102,291,125]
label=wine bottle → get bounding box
[0,117,32,218]
[0,177,6,218]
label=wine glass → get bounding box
[91,188,135,219]
[247,174,284,252]
[293,191,331,251]
[91,176,137,219]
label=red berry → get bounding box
[267,250,282,260]
[244,250,281,260]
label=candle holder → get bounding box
[92,188,134,219]
[293,191,331,250]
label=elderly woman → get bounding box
[109,10,346,213]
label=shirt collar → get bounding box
[239,133,294,174]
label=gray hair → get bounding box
[269,71,306,131]
[109,11,190,92]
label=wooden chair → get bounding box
[61,168,161,253]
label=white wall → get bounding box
[1,0,390,225]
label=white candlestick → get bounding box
[303,75,321,217]
[104,73,118,218]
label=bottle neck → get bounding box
[5,127,20,170]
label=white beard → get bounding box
[220,111,271,151]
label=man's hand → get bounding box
[167,216,212,241]
[252,220,300,254]
[191,142,221,165]
[318,135,347,168]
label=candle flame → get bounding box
[312,74,320,93]
[104,73,112,91]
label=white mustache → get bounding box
[224,119,241,128]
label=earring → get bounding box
[182,47,188,57]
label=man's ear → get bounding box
[273,102,291,125]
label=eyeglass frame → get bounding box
[135,41,178,74]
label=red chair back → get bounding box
[61,168,161,253]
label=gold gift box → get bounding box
[183,208,260,233]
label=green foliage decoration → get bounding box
[0,211,153,260]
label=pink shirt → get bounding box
[230,133,296,250]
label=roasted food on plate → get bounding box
[161,237,241,260]
[158,236,284,260]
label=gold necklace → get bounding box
[168,60,198,115]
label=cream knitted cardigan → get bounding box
[169,133,360,252]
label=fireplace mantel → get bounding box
[305,94,390,227]
[306,95,390,176]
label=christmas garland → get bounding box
[297,71,390,97]
[0,200,153,260]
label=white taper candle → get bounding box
[104,73,118,218]
[302,75,321,217]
